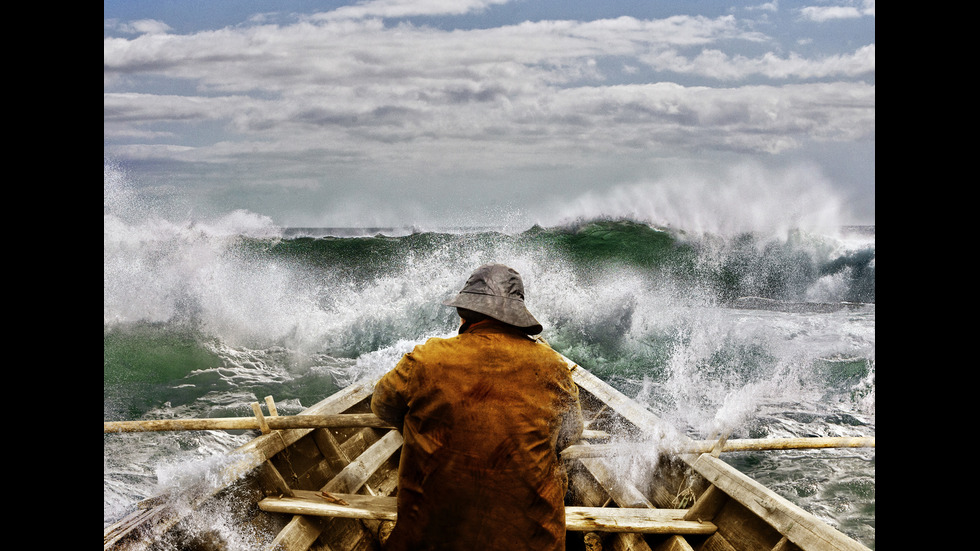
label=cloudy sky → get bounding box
[104,0,874,231]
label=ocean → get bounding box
[104,166,875,549]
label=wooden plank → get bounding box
[711,496,784,551]
[270,428,336,490]
[259,493,716,535]
[562,438,874,460]
[572,414,655,551]
[337,427,378,466]
[566,507,717,535]
[262,491,397,520]
[312,426,354,474]
[652,535,696,551]
[267,429,404,551]
[691,454,870,551]
[255,460,294,497]
[700,533,738,551]
[325,429,402,494]
[772,536,803,551]
[683,484,726,522]
[577,443,654,508]
[104,412,393,433]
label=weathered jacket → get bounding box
[371,320,584,551]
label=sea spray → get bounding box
[541,161,850,238]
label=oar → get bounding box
[103,413,393,433]
[561,436,875,459]
[105,394,396,434]
[104,413,394,434]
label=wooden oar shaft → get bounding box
[561,436,874,459]
[104,413,394,434]
[716,437,875,452]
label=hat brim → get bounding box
[443,292,543,335]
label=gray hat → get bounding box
[443,263,543,334]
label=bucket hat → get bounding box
[443,263,543,334]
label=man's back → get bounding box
[372,320,583,551]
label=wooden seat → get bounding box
[258,491,717,536]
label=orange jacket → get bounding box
[371,320,584,551]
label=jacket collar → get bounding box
[458,318,530,338]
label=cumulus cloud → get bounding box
[106,18,173,35]
[800,1,875,22]
[104,3,875,226]
[639,44,874,80]
[104,15,874,159]
[314,0,514,20]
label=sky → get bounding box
[104,0,874,232]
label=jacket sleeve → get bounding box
[370,352,415,431]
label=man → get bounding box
[371,263,584,551]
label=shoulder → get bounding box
[406,334,459,357]
[526,337,567,361]
[532,341,577,383]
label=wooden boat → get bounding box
[104,348,873,551]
